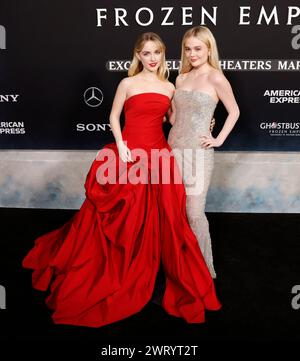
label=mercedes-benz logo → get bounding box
[84,87,103,107]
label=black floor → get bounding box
[0,208,300,358]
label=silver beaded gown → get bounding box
[168,89,217,278]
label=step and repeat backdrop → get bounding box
[0,0,300,151]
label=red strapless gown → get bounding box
[22,93,221,327]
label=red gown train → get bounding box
[22,92,221,327]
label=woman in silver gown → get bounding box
[168,26,240,278]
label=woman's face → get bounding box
[137,40,163,73]
[184,36,209,68]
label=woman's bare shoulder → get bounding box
[164,80,175,92]
[175,72,188,87]
[208,69,227,85]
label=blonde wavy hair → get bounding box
[179,26,222,74]
[128,32,169,81]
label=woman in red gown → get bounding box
[22,32,221,327]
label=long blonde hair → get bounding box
[180,26,222,74]
[128,32,169,81]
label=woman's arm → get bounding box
[109,79,128,144]
[167,99,176,125]
[109,78,133,162]
[200,72,240,149]
[167,75,182,125]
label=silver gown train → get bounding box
[168,89,217,278]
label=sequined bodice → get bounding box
[168,89,217,149]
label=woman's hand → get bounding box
[117,140,134,162]
[199,134,223,149]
